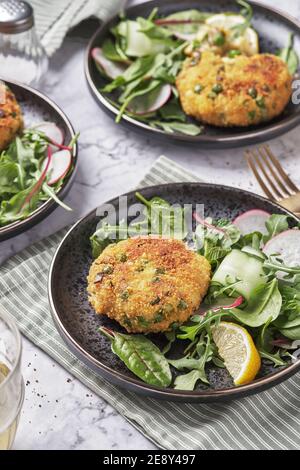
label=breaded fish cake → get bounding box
[0,85,23,151]
[176,51,292,127]
[87,237,211,333]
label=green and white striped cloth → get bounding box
[29,0,126,56]
[1,156,300,450]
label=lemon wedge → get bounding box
[212,322,261,386]
[206,13,259,55]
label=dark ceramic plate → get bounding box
[49,183,300,402]
[85,0,300,149]
[0,80,78,242]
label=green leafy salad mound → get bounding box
[91,192,300,391]
[0,127,77,227]
[91,0,299,136]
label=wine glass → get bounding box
[0,309,24,450]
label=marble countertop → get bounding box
[1,0,300,450]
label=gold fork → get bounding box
[245,145,300,217]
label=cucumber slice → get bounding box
[125,21,166,57]
[212,249,266,300]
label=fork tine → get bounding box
[263,145,299,193]
[258,146,292,197]
[250,149,285,200]
[245,151,276,201]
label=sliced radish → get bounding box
[33,122,64,148]
[199,296,244,316]
[128,84,172,115]
[41,149,72,186]
[91,47,126,79]
[211,296,244,313]
[263,230,300,268]
[233,210,271,235]
[193,212,227,235]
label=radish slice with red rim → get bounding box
[233,209,271,235]
[211,296,244,312]
[263,230,300,268]
[128,84,172,115]
[199,296,244,316]
[91,47,127,80]
[193,212,226,235]
[41,149,72,186]
[33,122,64,149]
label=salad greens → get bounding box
[0,127,76,227]
[278,33,299,75]
[100,327,172,387]
[92,1,299,135]
[93,192,300,390]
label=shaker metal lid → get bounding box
[0,0,34,34]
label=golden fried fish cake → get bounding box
[87,237,211,333]
[176,51,292,127]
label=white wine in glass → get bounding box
[0,311,24,450]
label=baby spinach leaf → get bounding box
[102,39,130,63]
[264,214,290,242]
[230,279,282,327]
[280,325,300,341]
[99,328,172,387]
[159,100,186,122]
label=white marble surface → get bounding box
[1,0,300,450]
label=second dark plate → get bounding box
[85,0,300,149]
[0,80,78,242]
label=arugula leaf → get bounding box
[174,369,208,390]
[278,33,299,75]
[135,191,188,239]
[0,127,75,227]
[173,333,213,389]
[258,349,289,367]
[0,162,19,194]
[231,0,253,38]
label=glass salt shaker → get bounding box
[0,0,48,87]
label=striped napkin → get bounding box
[29,0,126,56]
[1,155,300,451]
